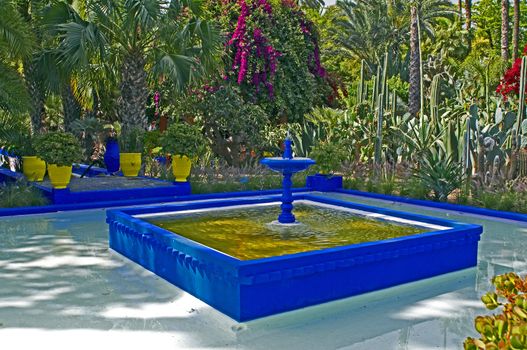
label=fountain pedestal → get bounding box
[260,137,315,224]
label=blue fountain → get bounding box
[260,135,315,224]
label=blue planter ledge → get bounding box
[107,193,482,321]
[306,174,343,192]
[33,181,191,205]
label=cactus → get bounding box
[374,93,384,166]
[357,59,365,104]
[381,53,389,108]
[516,56,527,150]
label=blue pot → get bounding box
[154,156,168,165]
[104,139,120,173]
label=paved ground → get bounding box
[38,176,174,192]
[1,193,526,349]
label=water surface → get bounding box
[147,204,429,260]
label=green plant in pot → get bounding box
[119,128,145,177]
[34,132,82,189]
[160,123,205,182]
[19,137,47,182]
[5,131,46,181]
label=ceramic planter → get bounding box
[104,139,120,173]
[172,155,191,182]
[48,164,72,189]
[22,156,46,181]
[120,153,142,177]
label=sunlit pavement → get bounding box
[1,192,526,349]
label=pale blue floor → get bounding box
[1,192,526,349]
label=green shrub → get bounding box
[0,181,49,208]
[399,178,429,199]
[161,123,205,158]
[34,132,82,166]
[465,273,527,349]
[310,140,349,175]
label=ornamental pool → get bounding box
[1,192,526,349]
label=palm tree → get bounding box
[409,6,420,118]
[407,0,454,118]
[512,0,520,61]
[335,0,408,70]
[0,0,34,116]
[56,0,221,133]
[501,0,509,63]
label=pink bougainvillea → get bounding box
[227,0,281,96]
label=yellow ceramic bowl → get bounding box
[47,164,72,189]
[22,156,46,181]
[172,155,192,182]
[120,153,142,177]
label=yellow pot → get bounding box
[22,156,46,181]
[48,164,72,189]
[120,153,142,177]
[172,155,192,182]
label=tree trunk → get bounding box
[501,0,509,63]
[465,0,472,30]
[409,6,421,119]
[513,0,520,61]
[118,53,148,133]
[458,0,463,22]
[465,0,472,48]
[23,59,45,134]
[61,81,81,132]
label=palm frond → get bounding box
[0,0,35,59]
[0,61,30,114]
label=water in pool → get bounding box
[146,204,430,260]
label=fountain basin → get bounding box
[260,157,315,173]
[106,194,482,321]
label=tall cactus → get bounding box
[516,56,527,150]
[381,53,389,108]
[357,60,365,104]
[430,74,441,129]
[374,93,384,166]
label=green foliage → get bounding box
[207,0,329,124]
[465,273,527,350]
[194,84,269,165]
[0,180,48,208]
[310,140,349,174]
[0,112,33,156]
[160,123,205,158]
[118,128,145,153]
[34,132,82,166]
[413,150,464,201]
[143,130,162,155]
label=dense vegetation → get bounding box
[0,0,527,213]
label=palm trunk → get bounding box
[465,0,471,30]
[61,81,81,132]
[465,0,472,48]
[512,0,520,61]
[501,0,509,63]
[409,6,421,119]
[118,53,148,133]
[23,59,45,134]
[458,0,462,22]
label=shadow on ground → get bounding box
[1,196,527,349]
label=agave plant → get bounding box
[413,148,464,201]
